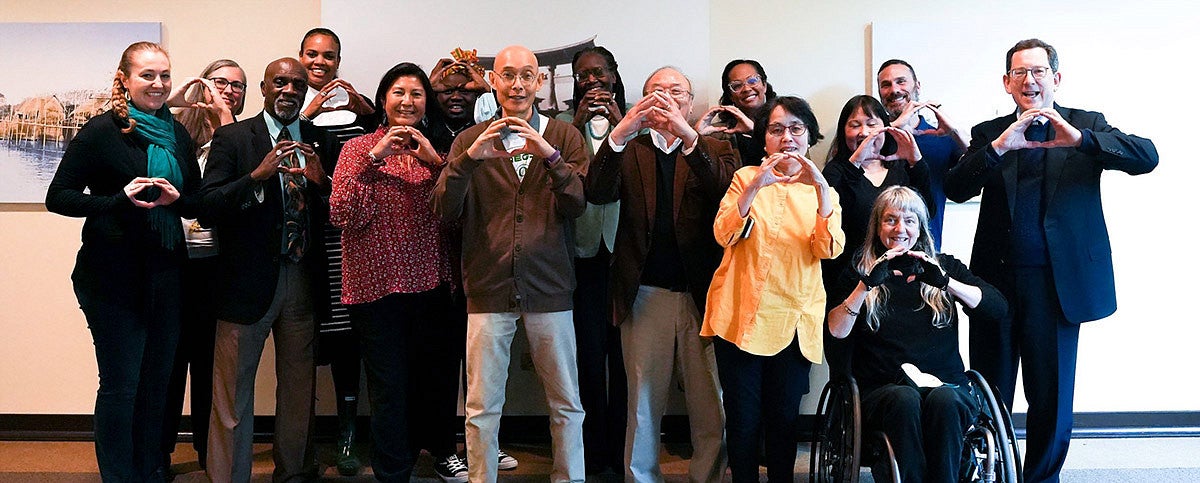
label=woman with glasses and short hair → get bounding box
[695,59,779,165]
[701,96,844,483]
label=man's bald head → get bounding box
[261,57,307,122]
[490,45,544,120]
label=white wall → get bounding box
[2,0,1196,417]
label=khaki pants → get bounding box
[207,262,316,482]
[622,286,726,483]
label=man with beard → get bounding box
[877,59,967,248]
[201,57,337,482]
[946,39,1157,483]
[432,44,588,483]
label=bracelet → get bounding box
[366,150,384,165]
[841,303,860,317]
[299,113,311,122]
[543,149,562,168]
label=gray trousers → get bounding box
[207,262,316,482]
[622,286,727,483]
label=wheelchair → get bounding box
[809,370,1022,483]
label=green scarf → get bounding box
[127,105,184,250]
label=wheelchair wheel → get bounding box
[965,370,1023,483]
[865,430,900,483]
[810,376,861,483]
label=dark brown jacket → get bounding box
[432,117,588,313]
[585,134,740,325]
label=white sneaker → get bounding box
[434,454,469,483]
[498,450,518,470]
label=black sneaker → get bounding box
[434,454,469,483]
[498,450,518,470]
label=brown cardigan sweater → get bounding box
[432,116,588,313]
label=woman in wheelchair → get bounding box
[826,186,1008,483]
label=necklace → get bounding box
[445,121,470,139]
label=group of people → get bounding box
[47,30,1158,483]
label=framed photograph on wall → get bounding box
[0,22,161,205]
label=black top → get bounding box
[838,254,1008,395]
[46,110,200,304]
[821,158,934,307]
[641,146,688,291]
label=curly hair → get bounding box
[111,41,169,133]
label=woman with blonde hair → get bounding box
[46,41,200,481]
[827,185,1008,483]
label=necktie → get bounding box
[277,128,307,262]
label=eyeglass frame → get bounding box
[765,123,808,138]
[727,74,762,92]
[572,67,610,83]
[208,76,247,93]
[1006,66,1053,80]
[493,69,544,86]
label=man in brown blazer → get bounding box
[584,66,739,483]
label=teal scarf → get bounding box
[127,105,184,250]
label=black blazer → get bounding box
[46,110,199,306]
[585,134,740,325]
[200,112,337,324]
[944,105,1158,323]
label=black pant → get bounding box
[77,254,182,482]
[713,337,810,483]
[572,249,627,473]
[162,255,217,466]
[348,285,461,482]
[970,266,1078,483]
[861,383,979,483]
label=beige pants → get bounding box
[622,286,727,483]
[207,262,316,482]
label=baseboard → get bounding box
[3,412,1199,442]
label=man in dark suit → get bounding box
[200,57,336,482]
[945,39,1158,483]
[585,66,739,483]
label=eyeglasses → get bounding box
[649,87,692,100]
[727,75,762,92]
[495,70,541,86]
[1006,66,1053,80]
[766,123,807,138]
[208,77,246,93]
[573,67,609,82]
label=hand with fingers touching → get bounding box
[908,251,949,289]
[990,108,1081,156]
[863,247,910,288]
[295,142,327,185]
[885,127,923,166]
[251,141,299,181]
[502,116,557,159]
[644,91,699,146]
[303,78,375,119]
[608,94,662,146]
[695,105,753,136]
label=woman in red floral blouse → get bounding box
[329,62,459,481]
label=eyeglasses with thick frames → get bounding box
[766,123,807,138]
[1007,66,1053,80]
[727,75,762,92]
[208,77,246,93]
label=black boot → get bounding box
[336,396,361,476]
